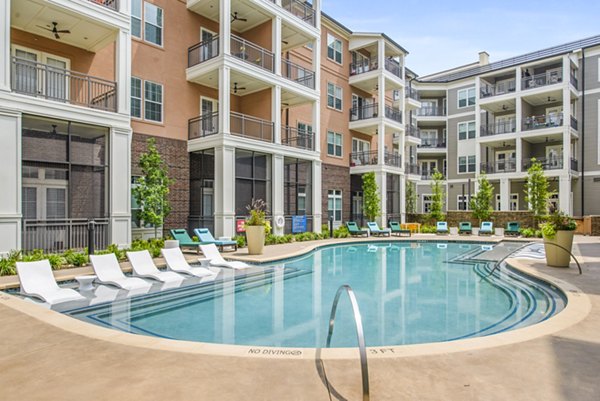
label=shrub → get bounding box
[63,249,88,267]
[333,226,350,238]
[519,228,543,238]
[233,235,246,248]
[420,225,437,234]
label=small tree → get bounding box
[405,180,416,214]
[362,172,381,222]
[525,158,551,225]
[470,173,494,224]
[428,169,445,223]
[132,138,173,239]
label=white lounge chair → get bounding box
[16,260,85,304]
[199,243,250,269]
[161,247,217,278]
[127,250,185,283]
[89,254,151,290]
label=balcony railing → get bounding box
[231,111,274,142]
[570,74,579,89]
[231,35,274,72]
[416,105,446,116]
[418,138,446,148]
[522,157,564,171]
[188,36,220,67]
[11,57,117,112]
[22,218,109,253]
[282,59,315,89]
[281,125,314,150]
[384,58,402,78]
[480,160,517,174]
[405,87,420,101]
[350,103,378,121]
[522,113,563,131]
[571,158,579,172]
[421,170,445,180]
[189,112,219,139]
[87,0,118,11]
[522,70,563,90]
[480,119,517,136]
[405,163,420,175]
[570,115,578,131]
[385,105,402,123]
[350,150,402,168]
[405,124,420,138]
[281,0,316,26]
[350,58,378,76]
[480,79,516,98]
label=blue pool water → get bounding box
[64,242,566,348]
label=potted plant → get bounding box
[540,209,577,267]
[245,199,269,255]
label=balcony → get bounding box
[522,69,563,90]
[231,35,274,72]
[405,124,420,139]
[350,103,378,121]
[385,105,402,123]
[522,113,563,131]
[87,0,118,11]
[416,105,446,117]
[279,0,316,27]
[570,115,578,131]
[406,87,420,101]
[350,150,402,168]
[384,58,402,78]
[405,163,420,175]
[480,79,516,98]
[418,138,446,149]
[188,36,220,67]
[281,125,314,151]
[189,112,274,143]
[350,58,378,76]
[570,73,579,89]
[480,160,517,174]
[281,59,315,89]
[480,119,517,137]
[522,157,568,171]
[421,170,445,180]
[11,57,117,112]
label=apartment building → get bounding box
[411,37,600,219]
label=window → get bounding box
[131,77,142,118]
[458,155,476,173]
[548,193,559,212]
[457,195,471,211]
[327,83,342,110]
[297,122,313,149]
[235,150,271,215]
[144,81,163,122]
[458,87,476,108]
[510,194,519,211]
[327,34,342,64]
[327,131,343,157]
[422,195,433,213]
[132,0,142,38]
[458,121,476,140]
[328,190,342,223]
[132,1,163,46]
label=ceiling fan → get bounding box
[233,82,246,94]
[502,104,508,111]
[36,22,70,40]
[547,96,556,102]
[231,12,247,23]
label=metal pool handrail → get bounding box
[325,285,370,401]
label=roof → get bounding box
[419,34,600,83]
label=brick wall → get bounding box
[321,163,351,222]
[132,133,189,234]
[407,211,535,228]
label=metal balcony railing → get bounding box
[570,115,578,131]
[189,112,219,139]
[480,79,516,98]
[405,87,420,101]
[416,105,446,116]
[350,103,378,121]
[231,35,274,72]
[522,157,564,171]
[87,0,118,11]
[384,105,402,123]
[522,69,563,89]
[282,59,315,89]
[11,57,117,112]
[350,58,378,76]
[480,160,517,174]
[405,124,420,138]
[230,111,274,142]
[281,125,314,150]
[22,218,109,253]
[350,150,402,168]
[281,0,316,26]
[570,74,579,89]
[404,163,420,175]
[421,170,446,180]
[522,113,563,131]
[418,138,446,148]
[480,119,517,136]
[384,58,402,77]
[188,36,220,67]
[571,157,579,171]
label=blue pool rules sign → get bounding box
[292,215,307,233]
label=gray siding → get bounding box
[447,115,476,180]
[581,53,600,91]
[447,82,476,116]
[580,92,600,171]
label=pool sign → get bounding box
[292,215,307,233]
[236,219,246,233]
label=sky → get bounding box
[321,0,600,76]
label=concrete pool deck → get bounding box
[0,235,599,400]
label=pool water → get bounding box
[65,242,565,348]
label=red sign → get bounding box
[236,219,246,233]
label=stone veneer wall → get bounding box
[131,133,189,234]
[321,163,351,223]
[407,211,535,228]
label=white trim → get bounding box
[457,154,476,174]
[326,33,343,65]
[143,80,163,123]
[327,82,343,111]
[143,1,164,48]
[457,87,476,109]
[458,120,476,140]
[421,194,433,213]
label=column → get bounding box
[376,171,387,226]
[0,110,21,254]
[273,17,282,76]
[110,127,132,248]
[214,146,236,237]
[562,55,572,174]
[218,66,231,134]
[272,154,285,236]
[219,0,231,56]
[272,85,282,143]
[499,178,510,211]
[312,37,321,92]
[515,138,523,173]
[475,77,481,175]
[377,71,386,168]
[0,0,11,91]
[399,174,407,223]
[312,160,322,232]
[313,0,322,28]
[312,99,320,153]
[116,29,132,115]
[559,175,571,215]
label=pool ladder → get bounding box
[325,285,370,401]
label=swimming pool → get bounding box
[63,242,566,348]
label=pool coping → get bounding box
[0,238,590,361]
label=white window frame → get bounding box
[131,0,142,38]
[510,193,519,211]
[458,155,476,174]
[143,2,164,47]
[328,189,343,224]
[327,131,343,157]
[549,193,559,211]
[327,34,343,64]
[327,82,343,111]
[11,45,71,100]
[143,80,163,123]
[131,77,142,119]
[422,195,433,213]
[458,87,476,108]
[22,168,68,220]
[458,121,476,140]
[457,195,471,211]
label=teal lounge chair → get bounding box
[436,221,449,234]
[458,222,472,235]
[389,221,411,237]
[346,221,368,237]
[194,228,237,252]
[170,229,204,253]
[479,221,493,235]
[367,221,391,236]
[505,221,520,236]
